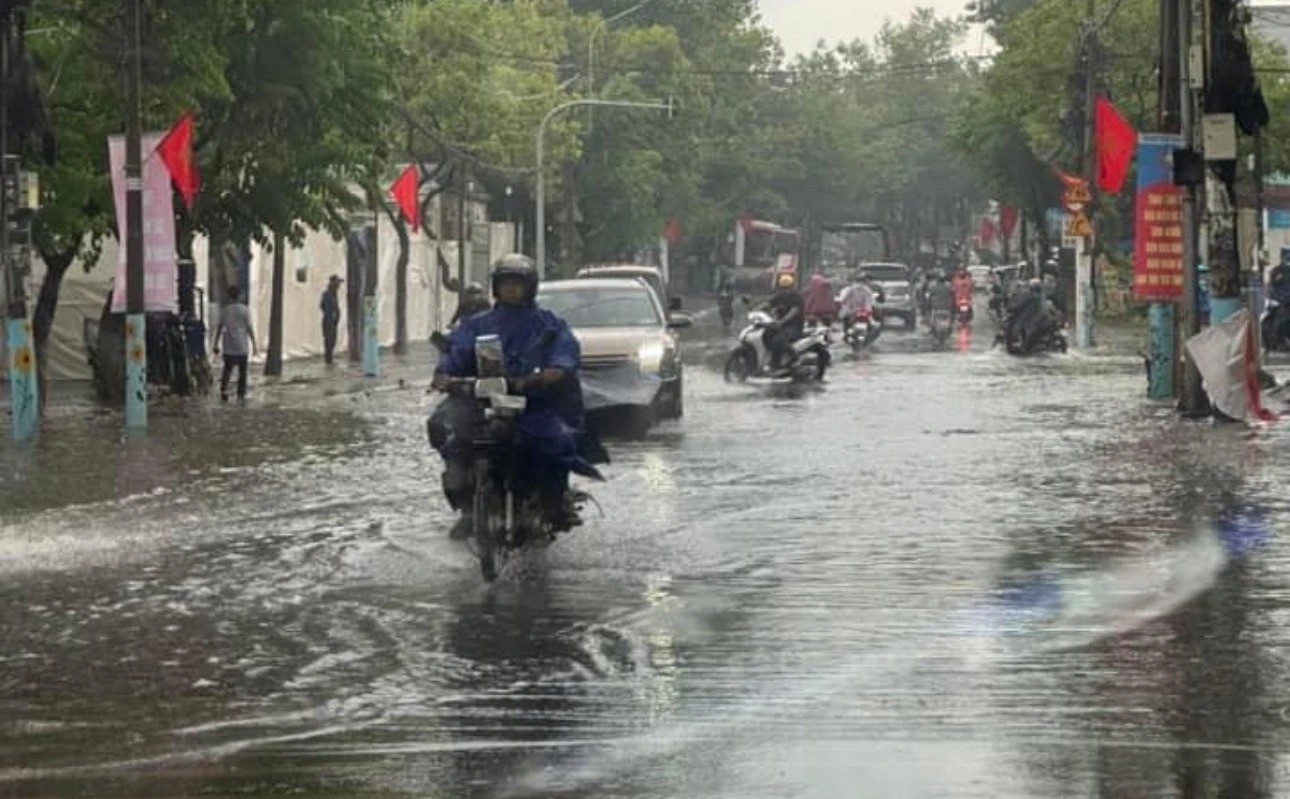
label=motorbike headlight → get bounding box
[637,342,666,374]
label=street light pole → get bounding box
[535,97,673,279]
[587,0,657,131]
[124,0,147,432]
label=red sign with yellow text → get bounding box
[1132,134,1185,302]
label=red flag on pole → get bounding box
[1095,96,1136,195]
[156,110,200,210]
[389,165,420,232]
[978,217,996,246]
[1000,206,1018,239]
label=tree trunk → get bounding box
[265,230,285,376]
[380,201,410,356]
[394,215,408,355]
[31,242,79,414]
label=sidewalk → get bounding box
[249,342,439,404]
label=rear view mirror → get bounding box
[668,313,693,330]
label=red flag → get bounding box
[389,165,420,232]
[1000,206,1018,239]
[662,218,682,244]
[1095,96,1136,195]
[156,110,199,210]
[978,217,996,246]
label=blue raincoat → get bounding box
[434,303,602,480]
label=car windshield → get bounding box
[583,271,664,301]
[539,288,662,328]
[858,265,909,283]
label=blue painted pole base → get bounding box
[7,317,38,441]
[362,296,379,378]
[125,312,147,431]
[1147,303,1175,400]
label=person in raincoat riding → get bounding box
[429,254,604,539]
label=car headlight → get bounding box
[637,342,666,374]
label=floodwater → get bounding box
[3,306,1290,798]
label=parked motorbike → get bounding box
[431,334,601,581]
[929,309,952,346]
[724,310,831,383]
[843,308,881,352]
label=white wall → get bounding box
[3,200,514,381]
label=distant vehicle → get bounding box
[815,223,892,272]
[576,264,681,314]
[968,265,993,291]
[856,263,916,329]
[539,278,691,438]
[731,219,801,292]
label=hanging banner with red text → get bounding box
[1133,133,1185,302]
[109,132,178,313]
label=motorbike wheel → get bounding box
[724,347,754,383]
[472,460,499,581]
[813,346,830,381]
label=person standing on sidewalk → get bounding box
[214,285,257,402]
[320,275,343,364]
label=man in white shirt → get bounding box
[837,273,879,325]
[214,285,258,402]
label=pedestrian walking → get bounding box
[213,285,257,402]
[320,275,343,364]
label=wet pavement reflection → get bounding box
[3,310,1290,798]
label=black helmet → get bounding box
[490,254,538,302]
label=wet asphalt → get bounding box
[2,301,1290,798]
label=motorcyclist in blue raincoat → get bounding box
[429,254,602,539]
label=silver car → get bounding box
[857,263,916,329]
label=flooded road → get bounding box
[4,311,1290,798]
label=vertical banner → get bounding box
[1133,134,1186,301]
[109,133,177,313]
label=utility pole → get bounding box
[362,210,379,378]
[1252,129,1265,358]
[1178,0,1207,415]
[1073,0,1098,350]
[123,0,146,432]
[1148,0,1182,401]
[1,5,32,441]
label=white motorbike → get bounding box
[724,310,831,383]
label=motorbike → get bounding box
[955,296,973,330]
[1262,294,1290,353]
[843,307,881,352]
[431,333,601,581]
[999,297,1068,356]
[929,309,952,346]
[724,310,831,383]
